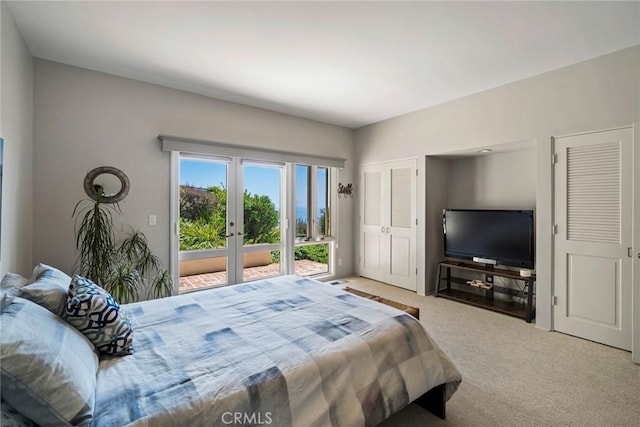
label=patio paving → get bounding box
[179,259,328,293]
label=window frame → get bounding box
[291,164,337,278]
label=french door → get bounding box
[177,155,284,291]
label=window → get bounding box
[294,243,330,277]
[316,167,330,238]
[296,165,332,241]
[295,165,310,239]
[294,165,335,277]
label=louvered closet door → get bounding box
[360,165,385,282]
[553,127,632,350]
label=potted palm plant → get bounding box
[72,190,173,303]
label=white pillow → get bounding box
[0,296,99,427]
[0,273,28,298]
[19,264,71,317]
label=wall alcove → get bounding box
[424,142,537,300]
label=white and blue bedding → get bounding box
[93,276,461,426]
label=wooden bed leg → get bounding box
[415,383,446,420]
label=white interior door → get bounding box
[553,127,633,351]
[360,159,416,291]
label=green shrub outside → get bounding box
[179,185,327,265]
[270,244,328,264]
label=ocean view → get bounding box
[296,206,306,220]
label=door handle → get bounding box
[386,227,390,233]
[381,226,385,233]
[225,234,235,238]
[237,232,243,236]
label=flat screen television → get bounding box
[443,209,534,269]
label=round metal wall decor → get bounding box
[83,166,130,204]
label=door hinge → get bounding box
[552,153,558,164]
[416,169,418,176]
[174,222,180,236]
[553,224,558,235]
[628,247,633,258]
[552,296,558,306]
[416,218,418,226]
[416,268,418,275]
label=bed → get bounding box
[1,271,461,426]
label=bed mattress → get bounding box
[92,276,461,426]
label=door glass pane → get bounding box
[243,250,281,283]
[241,164,282,283]
[296,165,310,239]
[178,157,229,293]
[243,164,281,244]
[179,254,227,292]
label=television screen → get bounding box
[443,209,534,269]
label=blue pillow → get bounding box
[65,275,134,356]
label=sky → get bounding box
[180,159,327,215]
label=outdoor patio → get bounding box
[179,259,328,292]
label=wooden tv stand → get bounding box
[435,261,535,323]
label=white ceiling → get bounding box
[7,1,640,129]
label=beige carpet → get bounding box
[341,277,640,427]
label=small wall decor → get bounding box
[83,166,130,204]
[337,182,353,198]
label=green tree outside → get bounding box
[179,186,328,263]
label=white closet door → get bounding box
[553,127,633,350]
[387,162,417,289]
[360,167,385,282]
[360,159,416,291]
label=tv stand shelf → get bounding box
[435,261,535,322]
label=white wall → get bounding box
[424,156,448,294]
[447,149,536,210]
[33,60,355,283]
[0,2,34,277]
[355,45,640,330]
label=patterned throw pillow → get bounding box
[19,264,71,317]
[65,275,134,356]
